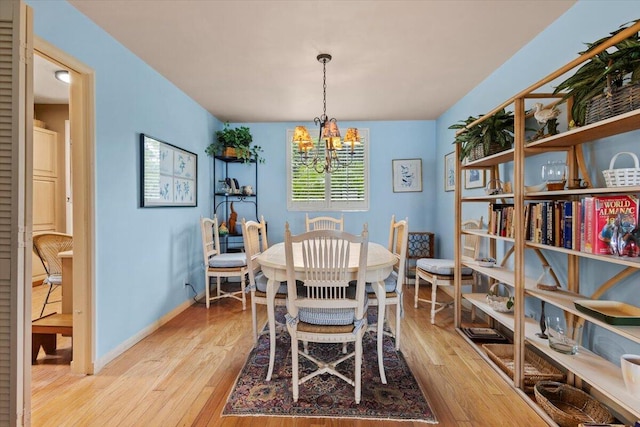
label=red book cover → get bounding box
[589,195,639,255]
[582,197,594,253]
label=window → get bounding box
[287,128,369,211]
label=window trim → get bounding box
[286,128,369,212]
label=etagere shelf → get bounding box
[453,21,640,425]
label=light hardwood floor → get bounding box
[31,282,547,426]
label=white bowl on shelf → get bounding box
[525,182,546,193]
[476,257,496,268]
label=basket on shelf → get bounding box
[484,179,504,196]
[585,81,640,125]
[482,344,565,392]
[468,141,509,162]
[602,151,640,187]
[486,283,513,313]
[534,381,615,427]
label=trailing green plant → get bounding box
[553,19,640,126]
[449,108,515,162]
[205,122,264,163]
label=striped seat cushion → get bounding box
[416,258,473,276]
[298,286,368,326]
[208,252,246,268]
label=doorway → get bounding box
[32,37,95,376]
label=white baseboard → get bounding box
[92,293,204,373]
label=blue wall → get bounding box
[435,0,640,362]
[28,1,220,359]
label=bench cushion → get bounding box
[208,252,246,268]
[416,258,473,276]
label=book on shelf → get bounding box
[581,195,639,255]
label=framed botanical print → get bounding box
[140,134,197,207]
[392,158,422,192]
[465,169,485,189]
[444,151,456,192]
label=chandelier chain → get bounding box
[322,59,327,117]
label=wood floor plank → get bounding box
[30,281,548,426]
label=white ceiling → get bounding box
[43,1,576,122]
[34,54,70,104]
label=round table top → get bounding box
[256,241,396,272]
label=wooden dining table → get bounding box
[256,241,397,383]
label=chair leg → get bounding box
[205,275,211,309]
[251,295,258,345]
[240,274,247,311]
[355,333,363,404]
[377,291,387,384]
[414,274,420,308]
[430,278,438,324]
[395,300,402,351]
[290,330,299,402]
[39,282,56,317]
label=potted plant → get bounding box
[553,20,640,126]
[449,108,515,162]
[205,122,264,163]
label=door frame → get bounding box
[33,37,95,375]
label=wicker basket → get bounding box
[534,381,615,427]
[482,344,565,392]
[602,151,640,187]
[468,141,509,162]
[586,81,640,125]
[486,283,513,312]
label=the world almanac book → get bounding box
[582,195,639,255]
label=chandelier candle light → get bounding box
[292,53,361,174]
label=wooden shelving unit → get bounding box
[453,22,640,425]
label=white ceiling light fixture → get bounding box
[55,70,70,84]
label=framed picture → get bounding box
[444,151,456,192]
[392,158,422,192]
[465,169,485,189]
[140,134,197,207]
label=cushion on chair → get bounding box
[44,274,63,285]
[298,287,368,326]
[416,258,473,276]
[365,271,398,293]
[254,272,288,294]
[208,252,247,268]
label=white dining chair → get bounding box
[200,216,248,309]
[305,213,344,231]
[241,216,288,381]
[414,217,483,324]
[284,222,369,404]
[365,215,408,384]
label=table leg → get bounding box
[266,277,277,382]
[375,280,387,384]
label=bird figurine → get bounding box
[533,102,561,125]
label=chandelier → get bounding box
[292,53,361,174]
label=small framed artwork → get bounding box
[444,151,456,192]
[465,169,485,189]
[140,134,197,207]
[392,158,422,192]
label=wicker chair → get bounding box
[415,218,483,324]
[241,216,287,381]
[200,216,248,309]
[284,223,369,404]
[32,232,73,317]
[305,213,344,231]
[365,215,408,384]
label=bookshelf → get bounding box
[453,22,640,425]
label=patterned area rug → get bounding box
[223,312,437,423]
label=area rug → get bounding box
[223,311,437,423]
